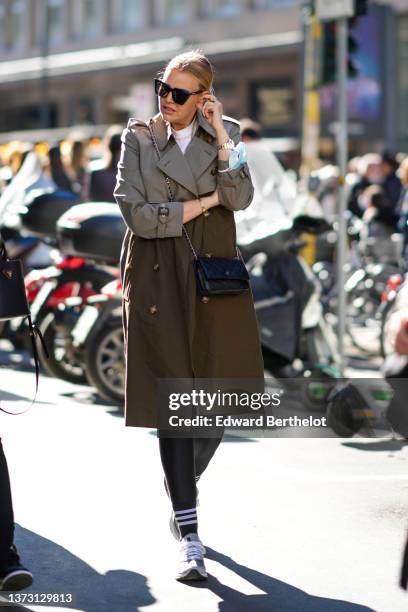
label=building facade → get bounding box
[1,0,406,156]
[0,0,303,140]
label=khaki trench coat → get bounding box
[114,109,265,428]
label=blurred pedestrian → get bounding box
[89,126,122,202]
[381,150,402,212]
[240,117,262,142]
[347,153,383,218]
[0,437,33,591]
[361,150,403,232]
[3,142,33,187]
[46,144,74,193]
[396,157,408,269]
[114,49,263,582]
[65,137,89,200]
[360,184,395,238]
[0,150,55,229]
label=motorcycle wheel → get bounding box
[38,312,88,384]
[326,386,364,437]
[84,320,125,405]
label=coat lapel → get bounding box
[156,143,198,197]
[186,109,218,178]
[150,111,218,197]
[184,134,218,180]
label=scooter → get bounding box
[241,215,340,410]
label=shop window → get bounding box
[250,78,297,136]
[0,4,5,50]
[47,0,64,46]
[74,0,100,40]
[0,103,58,132]
[9,0,26,50]
[113,0,145,32]
[202,0,246,18]
[158,0,191,25]
[68,98,95,125]
[254,0,296,8]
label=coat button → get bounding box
[153,263,160,271]
[201,296,210,303]
[149,304,158,314]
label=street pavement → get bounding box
[1,343,408,612]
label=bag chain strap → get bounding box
[147,120,199,260]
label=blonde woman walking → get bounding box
[114,50,264,581]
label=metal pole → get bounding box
[336,17,348,370]
[40,0,50,129]
[301,6,322,176]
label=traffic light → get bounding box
[321,21,336,85]
[321,19,360,85]
[347,18,360,78]
[355,0,368,16]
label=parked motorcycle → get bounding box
[35,203,125,387]
[234,146,341,410]
[312,212,404,356]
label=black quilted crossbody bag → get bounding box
[147,119,250,297]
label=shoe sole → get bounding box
[176,568,207,582]
[0,570,33,591]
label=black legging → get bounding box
[0,438,14,574]
[159,432,224,509]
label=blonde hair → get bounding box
[160,49,214,93]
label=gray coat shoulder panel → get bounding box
[127,117,147,129]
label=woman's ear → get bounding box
[196,90,210,111]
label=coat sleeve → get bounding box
[114,126,184,239]
[216,122,254,212]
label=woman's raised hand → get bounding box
[199,95,224,132]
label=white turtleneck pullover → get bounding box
[171,117,198,154]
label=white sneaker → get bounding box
[176,533,207,581]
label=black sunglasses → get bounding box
[154,78,202,106]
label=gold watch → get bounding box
[217,138,234,151]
